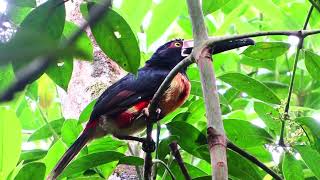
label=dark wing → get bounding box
[89,67,169,121]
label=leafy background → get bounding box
[1,0,320,179]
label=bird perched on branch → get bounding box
[48,38,254,179]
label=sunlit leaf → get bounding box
[305,50,320,80]
[59,151,124,178]
[242,42,290,60]
[295,145,320,179]
[254,102,281,136]
[145,0,184,46]
[283,152,304,180]
[202,0,232,15]
[61,119,83,146]
[218,73,281,104]
[224,119,273,148]
[14,162,46,180]
[19,149,47,163]
[79,99,97,124]
[28,118,64,141]
[43,140,67,176]
[0,108,22,179]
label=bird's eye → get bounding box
[174,42,182,47]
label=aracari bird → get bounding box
[48,38,254,179]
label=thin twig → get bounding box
[143,116,154,180]
[0,0,112,102]
[279,4,313,146]
[153,121,162,180]
[227,141,282,180]
[153,159,176,180]
[169,141,191,180]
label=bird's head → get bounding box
[145,39,192,70]
[145,38,255,71]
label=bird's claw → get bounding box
[142,139,156,153]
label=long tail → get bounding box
[47,128,94,180]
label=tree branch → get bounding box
[0,0,112,102]
[169,141,191,180]
[227,141,282,180]
[186,0,228,179]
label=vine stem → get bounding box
[279,5,314,146]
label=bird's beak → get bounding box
[211,38,255,54]
[181,40,194,57]
[181,38,255,57]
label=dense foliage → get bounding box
[1,0,320,179]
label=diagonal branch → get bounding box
[227,141,282,180]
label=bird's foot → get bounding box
[142,138,156,153]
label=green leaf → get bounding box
[118,156,143,166]
[166,121,207,157]
[88,136,126,153]
[227,150,262,180]
[294,145,320,179]
[7,0,65,64]
[59,151,124,178]
[254,102,281,136]
[218,73,281,104]
[46,56,73,91]
[242,42,290,60]
[81,4,140,73]
[296,117,320,141]
[240,56,275,70]
[0,64,15,92]
[158,161,207,180]
[63,21,94,61]
[79,99,97,124]
[19,149,47,162]
[43,140,67,176]
[282,152,304,180]
[117,0,152,33]
[14,162,46,180]
[28,118,65,141]
[145,0,184,46]
[0,108,22,179]
[61,119,83,146]
[224,119,273,148]
[305,50,320,80]
[202,0,232,15]
[12,0,36,7]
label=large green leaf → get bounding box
[79,99,97,124]
[227,150,262,180]
[28,118,65,141]
[1,0,66,66]
[61,119,83,146]
[295,145,320,179]
[166,121,207,157]
[224,119,273,148]
[0,64,15,92]
[14,162,46,180]
[59,151,124,178]
[282,152,304,180]
[305,50,320,80]
[19,150,47,163]
[81,4,140,73]
[118,156,144,166]
[145,0,184,46]
[43,140,67,176]
[202,0,232,15]
[242,42,290,60]
[117,0,152,33]
[63,21,94,61]
[254,102,281,136]
[296,117,320,143]
[0,108,22,179]
[12,0,36,7]
[218,73,281,104]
